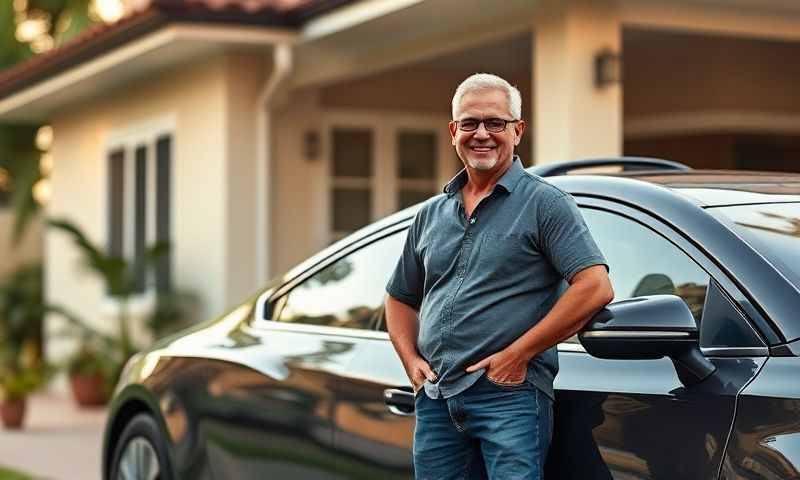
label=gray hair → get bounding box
[451,73,522,120]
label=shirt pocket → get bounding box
[478,232,529,277]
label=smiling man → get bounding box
[385,73,614,479]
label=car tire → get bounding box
[110,413,174,480]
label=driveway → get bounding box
[0,391,107,480]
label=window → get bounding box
[324,113,456,244]
[397,131,438,209]
[581,208,710,322]
[331,128,373,241]
[107,130,173,295]
[277,230,407,330]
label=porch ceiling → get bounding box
[290,0,537,89]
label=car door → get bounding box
[546,199,769,480]
[184,225,409,479]
[320,226,417,479]
[264,224,415,479]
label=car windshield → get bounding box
[711,202,800,289]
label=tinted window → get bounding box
[278,231,407,330]
[711,203,800,289]
[582,208,710,324]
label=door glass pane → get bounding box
[332,188,371,232]
[398,131,436,179]
[582,208,710,324]
[278,231,408,330]
[155,135,172,293]
[133,145,147,293]
[107,149,125,258]
[332,129,372,178]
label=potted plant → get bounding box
[0,359,49,429]
[0,263,51,429]
[49,218,170,406]
[65,339,119,407]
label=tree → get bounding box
[0,0,97,244]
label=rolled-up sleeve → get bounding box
[538,193,609,282]
[386,216,425,310]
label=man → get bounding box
[384,73,614,480]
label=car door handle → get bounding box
[384,388,415,416]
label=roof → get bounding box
[0,0,355,101]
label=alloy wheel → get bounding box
[117,436,161,480]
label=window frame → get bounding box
[321,110,456,243]
[104,115,175,299]
[571,197,768,355]
[251,195,770,353]
[251,220,412,338]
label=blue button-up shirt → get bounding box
[386,157,607,400]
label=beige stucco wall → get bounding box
[224,53,269,304]
[271,89,327,276]
[47,52,268,357]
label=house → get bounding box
[0,0,798,351]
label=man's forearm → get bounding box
[385,294,423,366]
[510,267,613,362]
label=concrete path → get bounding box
[0,391,107,480]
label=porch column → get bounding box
[533,0,622,164]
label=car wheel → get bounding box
[110,413,173,480]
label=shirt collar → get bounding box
[443,155,526,196]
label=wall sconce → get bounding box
[304,130,320,161]
[594,49,622,89]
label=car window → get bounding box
[276,230,408,330]
[710,202,800,290]
[562,208,710,343]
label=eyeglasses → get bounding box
[455,118,519,133]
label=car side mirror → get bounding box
[579,295,716,385]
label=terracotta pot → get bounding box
[70,374,109,407]
[1,397,27,429]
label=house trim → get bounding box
[625,111,800,139]
[0,24,297,121]
[621,0,800,41]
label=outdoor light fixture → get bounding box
[594,49,622,88]
[304,130,320,161]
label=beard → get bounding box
[466,154,499,171]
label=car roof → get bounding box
[358,166,800,239]
[565,169,800,207]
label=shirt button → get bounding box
[469,218,476,224]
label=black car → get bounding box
[102,158,800,480]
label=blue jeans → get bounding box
[413,374,553,480]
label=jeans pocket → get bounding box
[485,374,528,389]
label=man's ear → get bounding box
[514,120,527,146]
[448,121,458,145]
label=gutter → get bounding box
[255,43,293,285]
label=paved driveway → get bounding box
[0,391,107,480]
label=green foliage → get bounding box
[0,263,45,356]
[64,341,119,383]
[48,218,185,384]
[0,464,35,480]
[0,263,53,401]
[0,126,40,246]
[0,2,34,68]
[0,0,96,245]
[147,291,198,339]
[0,362,52,402]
